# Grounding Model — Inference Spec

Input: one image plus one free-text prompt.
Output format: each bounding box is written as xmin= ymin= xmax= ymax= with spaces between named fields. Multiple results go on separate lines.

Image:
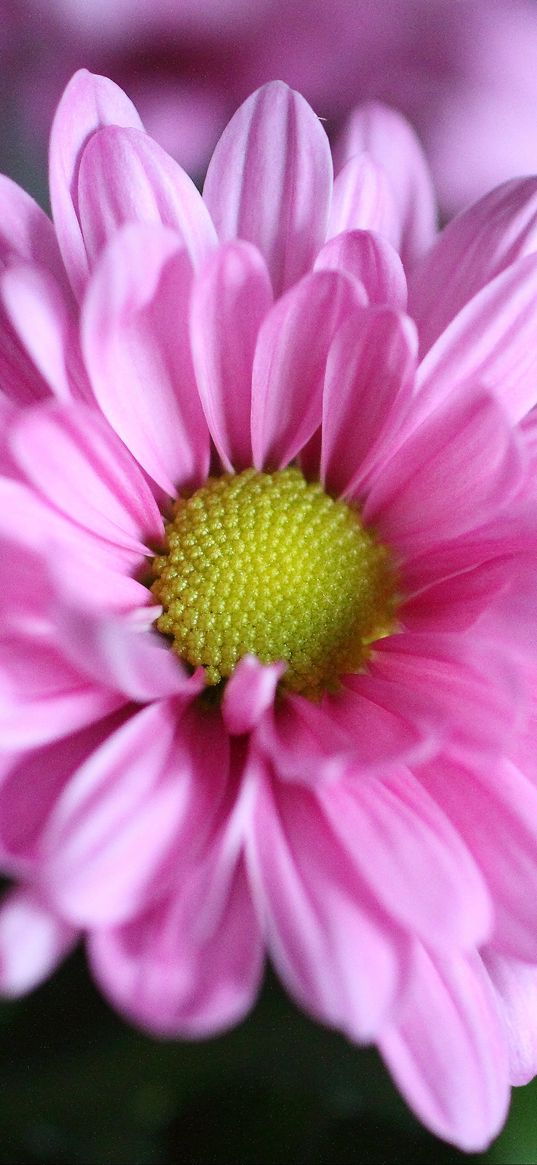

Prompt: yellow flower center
xmin=150 ymin=467 xmax=396 ymax=699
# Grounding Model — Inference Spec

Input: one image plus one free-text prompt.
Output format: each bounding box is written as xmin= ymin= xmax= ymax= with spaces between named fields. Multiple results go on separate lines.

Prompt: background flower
xmin=3 ymin=0 xmax=537 ymax=215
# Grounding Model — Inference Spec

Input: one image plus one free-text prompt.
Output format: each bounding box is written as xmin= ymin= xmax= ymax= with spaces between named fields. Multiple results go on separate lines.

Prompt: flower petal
xmin=328 ymin=154 xmax=399 ymax=247
xmin=315 ymin=229 xmax=407 ymax=309
xmin=82 ymin=223 xmax=209 ymax=495
xmin=49 ymin=69 xmax=144 ymax=300
xmin=0 ymin=174 xmax=66 ymax=283
xmin=41 ymin=700 xmax=228 ymax=926
xmin=247 ymin=761 xmax=403 ymax=1041
xmin=318 ymin=768 xmax=492 ymax=950
xmin=486 ymin=951 xmax=537 ymax=1086
xmin=365 ymin=389 xmax=523 ymax=556
xmin=223 ymin=655 xmax=285 ymax=736
xmin=379 ymin=947 xmax=509 ymax=1152
xmin=409 ymin=177 xmax=537 ymax=354
xmin=0 ymin=887 xmax=77 ymax=997
xmin=203 ymin=81 xmax=332 ymax=296
xmin=190 ymin=241 xmax=273 ymax=471
xmin=334 ymin=102 xmax=437 ymax=268
xmin=421 ymin=756 xmax=537 ymax=962
xmin=90 ymin=851 xmax=263 ymax=1038
xmin=251 ymin=269 xmax=365 ymax=470
xmin=11 ymin=401 xmax=164 ymax=555
xmin=0 ymin=716 xmax=126 ymax=874
xmin=77 ymin=125 xmax=217 ymax=273
xmin=0 ymin=264 xmax=85 ymax=401
xmin=416 ymin=253 xmax=537 ymax=425
xmin=321 ymin=305 xmax=417 ymax=499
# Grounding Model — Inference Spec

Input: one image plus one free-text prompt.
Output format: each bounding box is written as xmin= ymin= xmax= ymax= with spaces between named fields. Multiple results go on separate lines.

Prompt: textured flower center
xmin=150 ymin=468 xmax=396 ymax=699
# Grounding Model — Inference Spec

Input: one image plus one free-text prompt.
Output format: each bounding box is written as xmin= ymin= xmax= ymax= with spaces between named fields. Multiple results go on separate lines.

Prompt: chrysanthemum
xmin=1 ymin=71 xmax=537 ymax=1152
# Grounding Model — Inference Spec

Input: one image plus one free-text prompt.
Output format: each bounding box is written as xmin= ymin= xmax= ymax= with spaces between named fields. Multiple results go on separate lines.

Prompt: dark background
xmin=1 ymin=949 xmax=535 ymax=1165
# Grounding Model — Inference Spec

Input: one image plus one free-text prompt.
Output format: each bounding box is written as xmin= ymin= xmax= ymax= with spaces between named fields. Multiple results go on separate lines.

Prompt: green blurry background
xmin=1 ymin=950 xmax=535 ymax=1164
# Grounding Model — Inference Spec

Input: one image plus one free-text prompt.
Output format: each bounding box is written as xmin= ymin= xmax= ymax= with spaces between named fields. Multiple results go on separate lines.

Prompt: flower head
xmin=1 ymin=71 xmax=537 ymax=1152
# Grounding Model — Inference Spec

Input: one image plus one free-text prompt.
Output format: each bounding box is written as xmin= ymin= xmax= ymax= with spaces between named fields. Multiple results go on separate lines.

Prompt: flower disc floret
xmin=150 ymin=467 xmax=396 ymax=698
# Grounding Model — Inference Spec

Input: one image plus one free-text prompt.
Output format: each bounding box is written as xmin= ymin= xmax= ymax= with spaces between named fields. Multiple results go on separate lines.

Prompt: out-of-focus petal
xmin=409 ymin=177 xmax=537 ymax=354
xmin=223 ymin=655 xmax=285 ymax=736
xmin=90 ymin=853 xmax=263 ymax=1038
xmin=486 ymin=951 xmax=537 ymax=1085
xmin=421 ymin=756 xmax=537 ymax=962
xmin=328 ymin=154 xmax=399 ymax=247
xmin=416 ymin=253 xmax=537 ymax=425
xmin=40 ymin=700 xmax=228 ymax=926
xmin=333 ymin=102 xmax=437 ymax=268
xmin=379 ymin=947 xmax=509 ymax=1152
xmin=0 ymin=887 xmax=77 ymax=996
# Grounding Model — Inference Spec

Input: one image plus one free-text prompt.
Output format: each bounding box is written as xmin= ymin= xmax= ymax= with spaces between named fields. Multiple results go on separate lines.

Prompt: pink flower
xmin=6 ymin=0 xmax=537 ymax=214
xmin=1 ymin=71 xmax=537 ymax=1151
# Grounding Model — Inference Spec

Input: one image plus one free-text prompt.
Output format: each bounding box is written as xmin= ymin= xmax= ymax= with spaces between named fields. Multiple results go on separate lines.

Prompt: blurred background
xmin=2 ymin=2 xmax=537 ymax=1161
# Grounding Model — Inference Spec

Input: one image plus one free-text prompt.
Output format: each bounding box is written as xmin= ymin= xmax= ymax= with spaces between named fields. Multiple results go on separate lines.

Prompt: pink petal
xmin=409 ymin=177 xmax=537 ymax=354
xmin=0 ymin=304 xmax=52 ymax=407
xmin=0 ymin=715 xmax=126 ymax=873
xmin=486 ymin=951 xmax=537 ymax=1086
xmin=416 ymin=253 xmax=537 ymax=425
xmin=315 ymin=229 xmax=407 ymax=309
xmin=0 ymin=635 xmax=121 ymax=751
xmin=402 ymin=557 xmax=517 ymax=634
xmin=328 ymin=154 xmax=400 ymax=247
xmin=379 ymin=947 xmax=509 ymax=1152
xmin=334 ymin=102 xmax=437 ymax=268
xmin=0 ymin=174 xmax=66 ymax=285
xmin=265 ymin=682 xmax=437 ymax=782
xmin=54 ymin=602 xmax=197 ymax=704
xmin=364 ymin=389 xmax=523 ymax=557
xmin=0 ymin=475 xmax=145 ymax=604
xmin=0 ymin=887 xmax=77 ymax=997
xmin=0 ymin=264 xmax=84 ymax=401
xmin=247 ymin=762 xmax=403 ymax=1041
xmin=203 ymin=81 xmax=332 ymax=296
xmin=190 ymin=241 xmax=273 ymax=471
xmin=49 ymin=69 xmax=144 ymax=300
xmin=77 ymin=125 xmax=217 ymax=274
xmin=361 ymin=633 xmax=520 ymax=766
xmin=251 ymin=269 xmax=365 ymax=470
xmin=90 ymin=852 xmax=263 ymax=1037
xmin=223 ymin=655 xmax=285 ymax=736
xmin=12 ymin=401 xmax=164 ymax=555
xmin=41 ymin=699 xmax=228 ymax=926
xmin=318 ymin=768 xmax=492 ymax=950
xmin=82 ymin=223 xmax=209 ymax=495
xmin=321 ymin=305 xmax=417 ymax=499
xmin=421 ymin=756 xmax=537 ymax=962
